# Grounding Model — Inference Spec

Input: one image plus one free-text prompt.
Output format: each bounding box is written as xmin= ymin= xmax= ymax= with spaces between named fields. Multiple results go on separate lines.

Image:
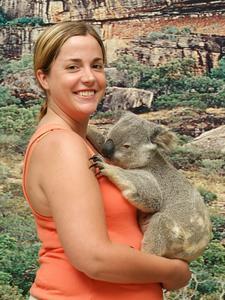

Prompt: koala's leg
xmin=90 ymin=155 xmax=162 ymax=213
xmin=141 ymin=212 xmax=186 ymax=259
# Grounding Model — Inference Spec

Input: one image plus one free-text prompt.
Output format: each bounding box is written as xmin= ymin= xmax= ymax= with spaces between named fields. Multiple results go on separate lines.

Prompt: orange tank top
xmin=22 ymin=124 xmax=163 ymax=300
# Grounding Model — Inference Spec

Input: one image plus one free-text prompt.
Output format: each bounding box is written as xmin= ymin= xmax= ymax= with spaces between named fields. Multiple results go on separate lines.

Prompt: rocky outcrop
xmin=99 ymin=87 xmax=154 ymax=112
xmin=119 ymin=33 xmax=225 ymax=73
xmin=187 ymin=125 xmax=225 ymax=153
xmin=1 ymin=23 xmax=225 ymax=75
xmin=2 ymin=1 xmax=225 ymax=23
xmin=2 ymin=68 xmax=43 ymax=105
xmin=1 ymin=1 xmax=225 ymax=71
xmin=0 ymin=26 xmax=44 ymax=59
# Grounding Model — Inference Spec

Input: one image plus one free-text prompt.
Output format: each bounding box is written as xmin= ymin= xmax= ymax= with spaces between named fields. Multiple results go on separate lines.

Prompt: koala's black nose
xmin=102 ymin=139 xmax=115 ymax=159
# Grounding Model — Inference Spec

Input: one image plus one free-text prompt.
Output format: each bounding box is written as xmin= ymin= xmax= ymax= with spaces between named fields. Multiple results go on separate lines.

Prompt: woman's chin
xmin=75 ymin=104 xmax=99 ymax=118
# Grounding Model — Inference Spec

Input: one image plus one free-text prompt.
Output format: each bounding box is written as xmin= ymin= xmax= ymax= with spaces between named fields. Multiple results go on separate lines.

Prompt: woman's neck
xmin=38 ymin=107 xmax=89 ymax=139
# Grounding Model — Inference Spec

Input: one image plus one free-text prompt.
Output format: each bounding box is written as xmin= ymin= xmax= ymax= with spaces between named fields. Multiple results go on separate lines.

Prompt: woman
xmin=22 ymin=21 xmax=191 ymax=300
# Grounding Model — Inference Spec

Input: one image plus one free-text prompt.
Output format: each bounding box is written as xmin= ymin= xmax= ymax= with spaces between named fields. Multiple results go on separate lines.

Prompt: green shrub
xmin=110 ymin=55 xmax=144 ymax=87
xmin=110 ymin=53 xmax=225 ymax=110
xmin=0 ymin=233 xmax=39 ymax=295
xmin=211 ymin=215 xmax=225 ymax=241
xmin=0 ymin=211 xmax=37 ymax=242
xmin=0 ymin=86 xmax=21 ymax=107
xmin=200 ymin=159 xmax=225 ymax=175
xmin=198 ymin=187 xmax=217 ymax=204
xmin=0 ymin=8 xmax=11 ymax=25
xmin=7 ymin=17 xmax=44 ymax=26
xmin=0 ymin=54 xmax=33 ymax=78
xmin=147 ymin=31 xmax=170 ymax=41
xmin=0 ymin=283 xmax=24 ymax=300
xmin=210 ymin=56 xmax=225 ymax=80
xmin=168 ymin=240 xmax=225 ymax=299
xmin=170 ymin=146 xmax=203 ymax=170
xmin=0 ymin=105 xmax=39 ymax=135
xmin=188 ymin=241 xmax=225 ymax=296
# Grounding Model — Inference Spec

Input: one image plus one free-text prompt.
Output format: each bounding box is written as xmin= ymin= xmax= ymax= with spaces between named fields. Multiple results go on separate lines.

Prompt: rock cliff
xmin=1 ymin=0 xmax=225 ymax=70
xmin=2 ymin=1 xmax=225 ymax=24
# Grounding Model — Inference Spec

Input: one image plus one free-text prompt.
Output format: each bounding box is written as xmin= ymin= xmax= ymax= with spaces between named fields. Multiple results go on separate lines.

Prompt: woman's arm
xmin=31 ymin=130 xmax=191 ymax=291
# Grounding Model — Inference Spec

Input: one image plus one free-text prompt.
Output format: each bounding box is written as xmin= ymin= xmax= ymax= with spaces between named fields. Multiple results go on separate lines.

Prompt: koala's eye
xmin=123 ymin=144 xmax=130 ymax=149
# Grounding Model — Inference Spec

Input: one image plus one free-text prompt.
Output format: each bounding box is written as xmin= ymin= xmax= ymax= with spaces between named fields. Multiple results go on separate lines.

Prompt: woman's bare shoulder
xmin=33 ymin=128 xmax=89 ymax=162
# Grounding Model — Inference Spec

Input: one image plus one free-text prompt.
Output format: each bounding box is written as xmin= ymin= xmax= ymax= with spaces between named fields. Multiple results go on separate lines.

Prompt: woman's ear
xmin=36 ymin=69 xmax=49 ymax=90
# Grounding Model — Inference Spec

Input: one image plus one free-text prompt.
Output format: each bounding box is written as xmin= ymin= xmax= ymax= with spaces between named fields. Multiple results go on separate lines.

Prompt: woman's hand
xmin=161 ymin=259 xmax=191 ymax=291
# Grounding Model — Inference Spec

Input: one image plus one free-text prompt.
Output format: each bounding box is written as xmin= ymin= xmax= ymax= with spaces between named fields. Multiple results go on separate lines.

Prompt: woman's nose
xmin=81 ymin=67 xmax=95 ymax=84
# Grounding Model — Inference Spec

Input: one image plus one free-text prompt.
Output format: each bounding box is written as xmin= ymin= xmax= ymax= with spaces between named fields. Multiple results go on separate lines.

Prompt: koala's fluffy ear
xmin=151 ymin=125 xmax=176 ymax=152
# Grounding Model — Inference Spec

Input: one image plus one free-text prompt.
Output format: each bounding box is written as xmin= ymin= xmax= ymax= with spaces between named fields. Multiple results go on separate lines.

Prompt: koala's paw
xmin=89 ymin=154 xmax=113 ymax=177
xmin=89 ymin=154 xmax=104 ymax=164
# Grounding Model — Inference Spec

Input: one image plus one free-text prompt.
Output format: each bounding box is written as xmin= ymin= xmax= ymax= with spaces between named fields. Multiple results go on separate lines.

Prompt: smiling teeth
xmin=77 ymin=91 xmax=95 ymax=96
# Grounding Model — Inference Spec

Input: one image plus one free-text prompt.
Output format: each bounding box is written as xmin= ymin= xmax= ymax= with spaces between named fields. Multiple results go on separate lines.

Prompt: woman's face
xmin=37 ymin=34 xmax=106 ymax=121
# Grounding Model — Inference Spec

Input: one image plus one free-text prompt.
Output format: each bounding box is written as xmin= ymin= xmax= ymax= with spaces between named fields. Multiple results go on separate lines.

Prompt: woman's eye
xmin=67 ymin=65 xmax=79 ymax=71
xmin=93 ymin=64 xmax=104 ymax=70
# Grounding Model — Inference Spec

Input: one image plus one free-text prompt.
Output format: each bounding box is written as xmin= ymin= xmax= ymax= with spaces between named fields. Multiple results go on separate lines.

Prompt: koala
xmin=87 ymin=112 xmax=212 ymax=262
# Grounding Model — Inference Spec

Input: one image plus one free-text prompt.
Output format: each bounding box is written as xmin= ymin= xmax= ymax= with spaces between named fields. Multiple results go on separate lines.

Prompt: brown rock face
xmin=1 ymin=1 xmax=225 ymax=71
xmin=2 ymin=1 xmax=225 ymax=23
xmin=99 ymin=87 xmax=154 ymax=112
xmin=118 ymin=33 xmax=225 ymax=73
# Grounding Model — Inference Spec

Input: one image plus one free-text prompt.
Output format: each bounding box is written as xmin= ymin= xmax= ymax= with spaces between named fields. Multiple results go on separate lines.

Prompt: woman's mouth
xmin=75 ymin=90 xmax=96 ymax=97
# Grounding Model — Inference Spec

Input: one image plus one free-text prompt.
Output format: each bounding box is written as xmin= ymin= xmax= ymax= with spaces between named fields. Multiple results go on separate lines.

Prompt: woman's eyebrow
xmin=65 ymin=57 xmax=103 ymax=63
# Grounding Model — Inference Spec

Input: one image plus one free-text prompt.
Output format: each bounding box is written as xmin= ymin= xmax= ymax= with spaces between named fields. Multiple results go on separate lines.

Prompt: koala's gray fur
xmin=88 ymin=113 xmax=212 ymax=262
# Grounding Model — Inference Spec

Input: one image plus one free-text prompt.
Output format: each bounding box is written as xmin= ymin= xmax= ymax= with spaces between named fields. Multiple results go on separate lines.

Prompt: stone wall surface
xmin=1 ymin=0 xmax=225 ymax=70
xmin=118 ymin=33 xmax=225 ymax=73
xmin=1 ymin=1 xmax=225 ymax=23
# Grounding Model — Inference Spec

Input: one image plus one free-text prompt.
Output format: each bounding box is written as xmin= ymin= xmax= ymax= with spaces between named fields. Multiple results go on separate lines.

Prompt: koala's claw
xmin=89 ymin=155 xmax=103 ymax=168
xmin=89 ymin=155 xmax=106 ymax=177
xmin=89 ymin=154 xmax=104 ymax=162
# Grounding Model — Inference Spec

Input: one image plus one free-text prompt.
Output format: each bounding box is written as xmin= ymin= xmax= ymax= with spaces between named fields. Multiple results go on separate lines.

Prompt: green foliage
xmin=110 ymin=51 xmax=225 ymax=110
xmin=152 ymin=92 xmax=208 ymax=110
xmin=0 ymin=233 xmax=39 ymax=295
xmin=0 ymin=8 xmax=11 ymax=25
xmin=149 ymin=73 xmax=225 ymax=110
xmin=0 ymin=105 xmax=39 ymax=135
xmin=0 ymin=86 xmax=21 ymax=107
xmin=0 ymin=54 xmax=33 ymax=78
xmin=0 ymin=8 xmax=44 ymax=27
xmin=0 ymin=282 xmax=24 ymax=300
xmin=200 ymin=158 xmax=225 ymax=175
xmin=0 ymin=105 xmax=39 ymax=155
xmin=210 ymin=56 xmax=225 ymax=80
xmin=147 ymin=31 xmax=170 ymax=41
xmin=183 ymin=76 xmax=223 ymax=93
xmin=7 ymin=17 xmax=44 ymax=26
xmin=211 ymin=215 xmax=225 ymax=241
xmin=170 ymin=146 xmax=203 ymax=170
xmin=147 ymin=26 xmax=192 ymax=42
xmin=162 ymin=26 xmax=192 ymax=35
xmin=170 ymin=146 xmax=225 ymax=173
xmin=189 ymin=241 xmax=225 ymax=296
xmin=198 ymin=187 xmax=217 ymax=204
xmin=110 ymin=55 xmax=144 ymax=87
xmin=195 ymin=242 xmax=225 ymax=275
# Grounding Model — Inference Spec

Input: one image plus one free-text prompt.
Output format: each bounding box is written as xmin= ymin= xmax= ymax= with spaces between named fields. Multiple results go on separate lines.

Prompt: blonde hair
xmin=34 ymin=21 xmax=106 ymax=119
